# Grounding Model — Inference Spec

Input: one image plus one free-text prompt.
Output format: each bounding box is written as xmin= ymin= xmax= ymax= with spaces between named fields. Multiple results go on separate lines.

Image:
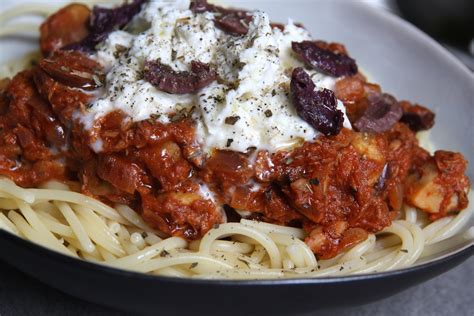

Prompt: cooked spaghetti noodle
xmin=0 ymin=177 xmax=472 ymax=279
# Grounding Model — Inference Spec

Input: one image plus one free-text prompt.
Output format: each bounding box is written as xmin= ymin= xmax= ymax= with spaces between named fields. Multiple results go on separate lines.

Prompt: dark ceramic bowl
xmin=0 ymin=1 xmax=473 ymax=315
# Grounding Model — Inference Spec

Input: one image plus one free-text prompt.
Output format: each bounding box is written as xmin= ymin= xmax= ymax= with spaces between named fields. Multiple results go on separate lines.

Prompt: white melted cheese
xmin=84 ymin=0 xmax=351 ymax=153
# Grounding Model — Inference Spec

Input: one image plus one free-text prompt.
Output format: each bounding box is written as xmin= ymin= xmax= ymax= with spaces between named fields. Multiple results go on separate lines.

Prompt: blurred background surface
xmin=365 ymin=0 xmax=474 ymax=69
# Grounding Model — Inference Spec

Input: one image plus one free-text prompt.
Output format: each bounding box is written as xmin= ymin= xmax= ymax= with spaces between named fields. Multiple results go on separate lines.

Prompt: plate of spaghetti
xmin=0 ymin=0 xmax=473 ymax=314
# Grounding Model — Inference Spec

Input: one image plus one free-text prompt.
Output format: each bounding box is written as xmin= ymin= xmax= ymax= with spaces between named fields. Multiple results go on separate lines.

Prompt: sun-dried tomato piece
xmin=65 ymin=0 xmax=147 ymax=52
xmin=190 ymin=0 xmax=253 ymax=36
xmin=39 ymin=51 xmax=104 ymax=90
xmin=292 ymin=41 xmax=358 ymax=77
xmin=214 ymin=12 xmax=253 ymax=35
xmin=144 ymin=60 xmax=217 ymax=94
xmin=399 ymin=101 xmax=435 ymax=132
xmin=353 ymin=93 xmax=403 ymax=133
xmin=39 ymin=3 xmax=91 ymax=56
xmin=291 ymin=68 xmax=344 ymax=136
xmin=270 ymin=22 xmax=305 ymax=31
xmin=314 ymin=40 xmax=349 ymax=56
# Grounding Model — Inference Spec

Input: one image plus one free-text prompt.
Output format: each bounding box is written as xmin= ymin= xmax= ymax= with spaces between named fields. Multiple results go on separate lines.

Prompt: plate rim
xmin=345 ymin=0 xmax=473 ymax=80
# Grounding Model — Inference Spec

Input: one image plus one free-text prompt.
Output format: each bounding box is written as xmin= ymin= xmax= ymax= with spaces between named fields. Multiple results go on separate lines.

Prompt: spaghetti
xmin=0 ymin=177 xmax=472 ymax=279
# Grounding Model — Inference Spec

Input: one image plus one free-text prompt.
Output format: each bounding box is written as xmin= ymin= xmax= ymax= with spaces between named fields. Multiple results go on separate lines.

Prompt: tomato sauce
xmin=0 ymin=8 xmax=470 ymax=259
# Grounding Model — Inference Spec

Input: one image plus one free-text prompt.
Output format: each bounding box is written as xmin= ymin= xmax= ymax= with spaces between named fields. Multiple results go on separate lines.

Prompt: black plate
xmin=0 ymin=229 xmax=472 ymax=315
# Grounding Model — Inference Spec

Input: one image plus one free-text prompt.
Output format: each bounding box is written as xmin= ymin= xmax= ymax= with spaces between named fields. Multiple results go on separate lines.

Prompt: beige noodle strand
xmin=55 ymin=201 xmax=95 ymax=252
xmin=0 ymin=176 xmax=472 ymax=278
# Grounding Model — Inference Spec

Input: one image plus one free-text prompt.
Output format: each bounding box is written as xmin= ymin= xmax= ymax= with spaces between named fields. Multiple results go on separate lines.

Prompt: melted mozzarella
xmin=84 ymin=0 xmax=351 ymax=153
